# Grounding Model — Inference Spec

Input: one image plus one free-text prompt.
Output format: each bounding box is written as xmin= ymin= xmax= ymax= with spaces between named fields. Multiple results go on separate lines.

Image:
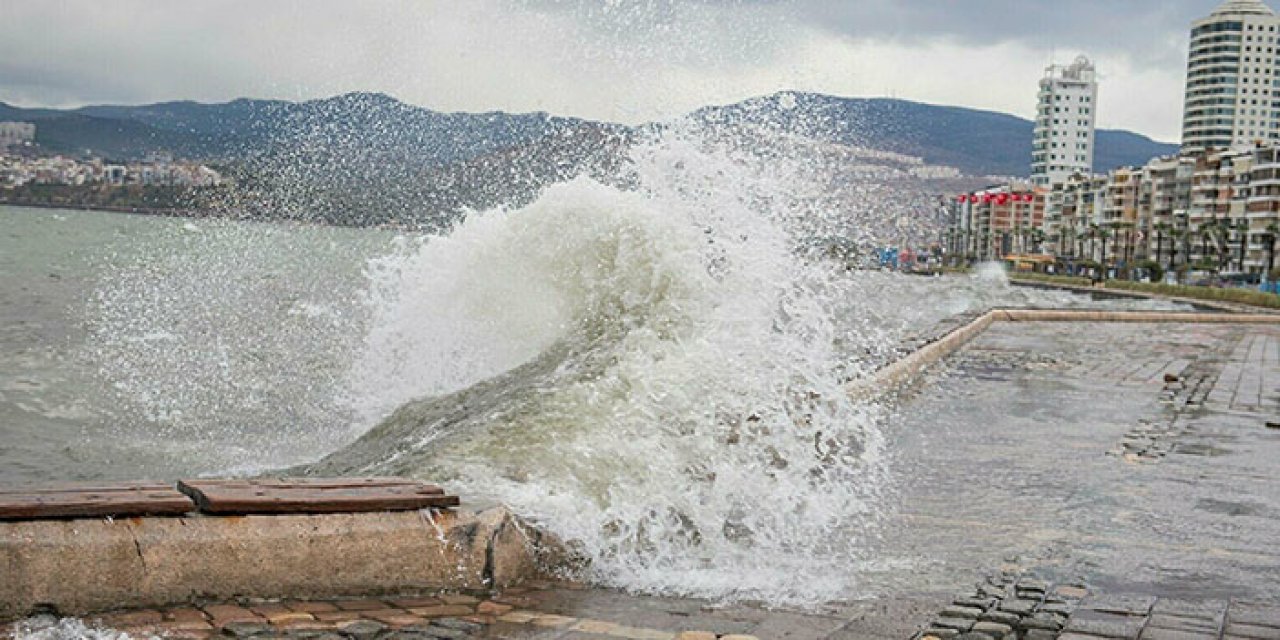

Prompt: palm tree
xmin=1153 ymin=222 xmax=1172 ymax=269
xmin=1265 ymin=222 xmax=1279 ymax=284
xmin=1030 ymin=228 xmax=1046 ymax=254
xmin=1097 ymin=225 xmax=1112 ymax=276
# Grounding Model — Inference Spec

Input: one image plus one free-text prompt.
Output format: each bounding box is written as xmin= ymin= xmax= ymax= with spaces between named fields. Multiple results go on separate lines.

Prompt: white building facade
xmin=0 ymin=122 xmax=36 ymax=151
xmin=1181 ymin=0 xmax=1280 ymax=154
xmin=1031 ymin=55 xmax=1098 ymax=187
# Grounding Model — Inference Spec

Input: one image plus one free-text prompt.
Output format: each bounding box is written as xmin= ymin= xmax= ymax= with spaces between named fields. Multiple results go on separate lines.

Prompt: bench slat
xmin=0 ymin=484 xmax=194 ymax=519
xmin=177 ymin=478 xmax=458 ymax=514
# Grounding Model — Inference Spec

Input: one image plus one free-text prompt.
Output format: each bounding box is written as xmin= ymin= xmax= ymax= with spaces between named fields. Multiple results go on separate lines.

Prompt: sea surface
xmin=0 ymin=193 xmax=1193 ymax=606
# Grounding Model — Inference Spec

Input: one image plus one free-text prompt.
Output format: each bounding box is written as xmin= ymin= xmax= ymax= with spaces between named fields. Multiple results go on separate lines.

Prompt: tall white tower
xmin=1031 ymin=55 xmax=1098 ymax=187
xmin=1181 ymin=0 xmax=1280 ymax=154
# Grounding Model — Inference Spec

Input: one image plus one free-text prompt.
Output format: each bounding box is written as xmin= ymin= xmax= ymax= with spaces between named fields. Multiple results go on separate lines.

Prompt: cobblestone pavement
xmin=916 ymin=573 xmax=1280 ymax=640
xmin=1 ymin=581 xmax=942 ymax=639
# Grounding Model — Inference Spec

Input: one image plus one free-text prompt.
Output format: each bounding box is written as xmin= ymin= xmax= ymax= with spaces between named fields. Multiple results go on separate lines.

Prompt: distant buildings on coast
xmin=946 ymin=0 xmax=1280 ymax=278
xmin=0 ymin=122 xmax=35 ymax=151
xmin=0 ymin=123 xmax=223 ymax=190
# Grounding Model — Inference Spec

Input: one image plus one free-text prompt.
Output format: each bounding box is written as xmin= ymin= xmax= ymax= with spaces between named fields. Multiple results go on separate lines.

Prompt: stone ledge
xmin=846 ymin=307 xmax=1280 ymax=399
xmin=0 ymin=507 xmax=558 ymax=621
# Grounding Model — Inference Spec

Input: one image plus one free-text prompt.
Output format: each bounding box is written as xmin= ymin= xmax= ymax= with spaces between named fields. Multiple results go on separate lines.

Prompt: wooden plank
xmin=179 ymin=477 xmax=442 ymax=492
xmin=0 ymin=481 xmax=173 ymax=495
xmin=177 ymin=478 xmax=458 ymax=515
xmin=0 ymin=484 xmax=194 ymax=520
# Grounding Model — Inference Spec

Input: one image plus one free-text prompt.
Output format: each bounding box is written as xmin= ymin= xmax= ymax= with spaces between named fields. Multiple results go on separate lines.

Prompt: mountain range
xmin=1 ymin=92 xmax=1178 ymax=225
xmin=0 ymin=91 xmax=1177 ymax=177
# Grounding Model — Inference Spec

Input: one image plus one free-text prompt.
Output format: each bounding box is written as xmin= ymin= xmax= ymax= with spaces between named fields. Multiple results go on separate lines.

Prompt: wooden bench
xmin=0 ymin=478 xmax=459 ymax=519
xmin=0 ymin=482 xmax=194 ymax=519
xmin=176 ymin=477 xmax=460 ymax=514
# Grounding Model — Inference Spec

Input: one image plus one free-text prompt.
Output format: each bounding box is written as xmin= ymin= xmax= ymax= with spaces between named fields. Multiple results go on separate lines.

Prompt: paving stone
xmin=979 ymin=611 xmax=1020 ymax=626
xmin=410 ymin=605 xmax=475 ymax=619
xmin=219 ymin=620 xmax=273 ymax=637
xmin=314 ymin=612 xmax=363 ymax=623
xmin=1064 ymin=609 xmax=1146 ymax=639
xmin=1023 ymin=630 xmax=1057 ymax=640
xmin=1140 ymin=627 xmax=1220 ymax=640
xmin=250 ymin=603 xmax=293 ymax=617
xmin=1226 ymin=623 xmax=1280 ymax=640
xmin=934 ymin=617 xmax=977 ymax=632
xmin=1043 ymin=602 xmax=1077 ymax=616
xmin=438 ymin=595 xmax=480 ymax=606
xmin=572 ymin=619 xmax=620 ymax=634
xmin=676 ymin=633 xmax=716 ymax=640
xmin=267 ymin=612 xmax=317 ymax=626
xmin=167 ymin=608 xmax=212 ymax=623
xmin=363 ymin=609 xmax=422 ymax=626
xmin=166 ymin=620 xmax=217 ymax=632
xmin=997 ymin=599 xmax=1038 ymax=616
xmin=742 ymin=612 xmax=847 ymax=639
xmin=530 ymin=613 xmax=577 ymax=628
xmin=207 ymin=605 xmax=263 ymax=624
xmin=941 ymin=606 xmax=985 ymax=620
xmin=492 ymin=595 xmax=538 ymax=607
xmin=477 ymin=601 xmax=513 ymax=615
xmin=1231 ymin=610 xmax=1280 ymax=629
xmin=334 ymin=619 xmax=385 ymax=639
xmin=497 ymin=611 xmax=539 ymax=623
xmin=970 ymin=621 xmax=1014 ymax=639
xmin=432 ymin=618 xmax=482 ymax=633
xmin=1056 ymin=586 xmax=1089 ymax=600
xmin=333 ymin=600 xmax=388 ymax=612
xmin=607 ymin=626 xmax=677 ymax=640
xmin=1020 ymin=613 xmax=1065 ymax=631
xmin=919 ymin=628 xmax=960 ymax=639
xmin=401 ymin=622 xmax=469 ymax=639
xmin=284 ymin=602 xmax=339 ymax=614
xmin=1083 ymin=595 xmax=1158 ymax=617
xmin=164 ymin=631 xmax=215 ymax=640
xmin=1151 ymin=599 xmax=1228 ymax=621
xmin=390 ymin=597 xmax=444 ymax=609
xmin=1147 ymin=613 xmax=1221 ymax=633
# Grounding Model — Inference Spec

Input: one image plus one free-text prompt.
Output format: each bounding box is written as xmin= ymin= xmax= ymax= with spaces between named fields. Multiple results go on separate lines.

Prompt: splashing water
xmin=304 ymin=127 xmax=954 ymax=605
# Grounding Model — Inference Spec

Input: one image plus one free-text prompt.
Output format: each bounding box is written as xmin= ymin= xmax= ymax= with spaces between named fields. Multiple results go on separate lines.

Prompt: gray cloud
xmin=0 ymin=1 xmax=1250 ymax=141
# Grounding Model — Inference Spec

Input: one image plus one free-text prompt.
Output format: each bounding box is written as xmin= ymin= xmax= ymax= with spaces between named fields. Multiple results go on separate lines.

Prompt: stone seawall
xmin=847 ymin=308 xmax=1280 ymax=397
xmin=0 ymin=507 xmax=556 ymax=621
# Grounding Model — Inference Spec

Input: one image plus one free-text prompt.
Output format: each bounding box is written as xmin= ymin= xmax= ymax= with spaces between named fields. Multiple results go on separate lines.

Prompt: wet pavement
xmin=5 ymin=321 xmax=1279 ymax=639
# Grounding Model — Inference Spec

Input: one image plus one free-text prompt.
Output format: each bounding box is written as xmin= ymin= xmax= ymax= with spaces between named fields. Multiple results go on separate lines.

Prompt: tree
xmin=1029 ymin=228 xmax=1046 ymax=254
xmin=1152 ymin=222 xmax=1172 ymax=269
xmin=1265 ymin=222 xmax=1279 ymax=282
xmin=1097 ymin=224 xmax=1112 ymax=275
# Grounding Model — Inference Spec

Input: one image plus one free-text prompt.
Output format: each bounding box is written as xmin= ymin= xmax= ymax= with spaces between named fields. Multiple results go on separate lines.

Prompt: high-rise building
xmin=1181 ymin=0 xmax=1280 ymax=154
xmin=1031 ymin=56 xmax=1098 ymax=187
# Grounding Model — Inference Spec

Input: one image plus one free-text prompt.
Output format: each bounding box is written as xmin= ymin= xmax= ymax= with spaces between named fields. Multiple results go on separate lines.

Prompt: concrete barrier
xmin=847 ymin=308 xmax=1280 ymax=397
xmin=0 ymin=507 xmax=557 ymax=620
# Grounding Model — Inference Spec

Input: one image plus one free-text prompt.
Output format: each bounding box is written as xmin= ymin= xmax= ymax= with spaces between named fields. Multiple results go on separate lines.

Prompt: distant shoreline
xmin=0 ymin=198 xmax=210 ymax=219
xmin=0 ymin=198 xmax=433 ymax=233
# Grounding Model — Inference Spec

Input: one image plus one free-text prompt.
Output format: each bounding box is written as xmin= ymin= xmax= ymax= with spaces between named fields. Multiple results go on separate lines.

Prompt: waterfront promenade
xmin=5 ymin=319 xmax=1278 ymax=640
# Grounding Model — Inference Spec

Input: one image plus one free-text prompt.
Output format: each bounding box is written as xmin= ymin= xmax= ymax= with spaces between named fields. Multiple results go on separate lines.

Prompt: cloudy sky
xmin=0 ymin=1 xmax=1249 ymax=142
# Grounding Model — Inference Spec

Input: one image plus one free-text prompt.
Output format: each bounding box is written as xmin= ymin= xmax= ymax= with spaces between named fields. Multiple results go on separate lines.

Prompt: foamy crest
xmin=327 ymin=129 xmax=895 ymax=605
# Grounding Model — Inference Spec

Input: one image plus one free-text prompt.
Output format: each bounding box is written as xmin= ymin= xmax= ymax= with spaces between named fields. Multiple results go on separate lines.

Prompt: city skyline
xmin=0 ymin=1 xmax=1262 ymax=144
